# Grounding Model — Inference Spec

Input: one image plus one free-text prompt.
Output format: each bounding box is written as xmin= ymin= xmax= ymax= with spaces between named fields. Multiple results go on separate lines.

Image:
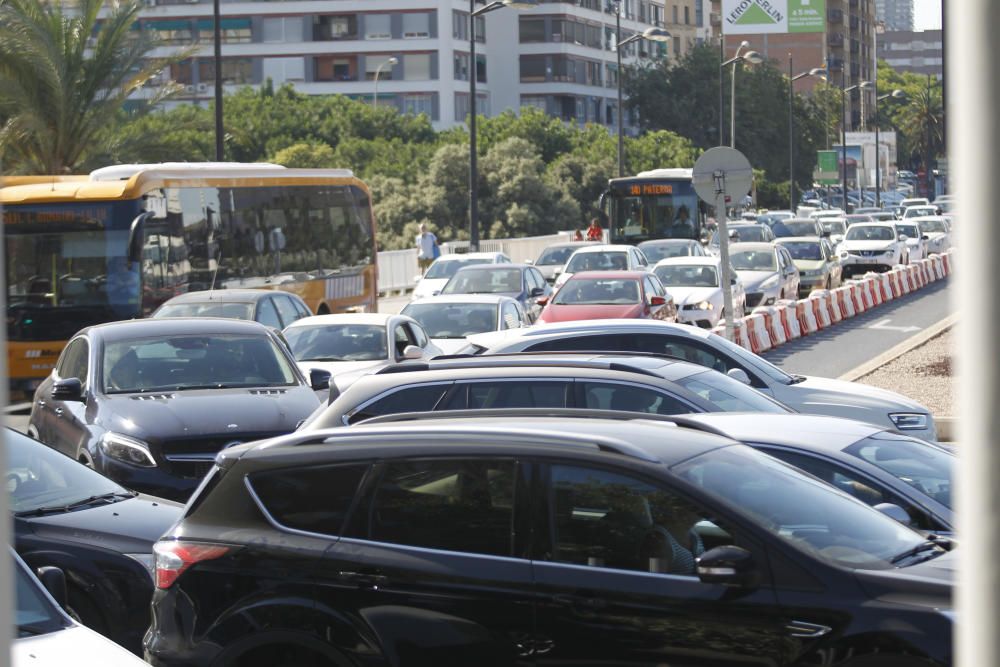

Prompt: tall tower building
xmin=874 ymin=0 xmax=914 ymax=31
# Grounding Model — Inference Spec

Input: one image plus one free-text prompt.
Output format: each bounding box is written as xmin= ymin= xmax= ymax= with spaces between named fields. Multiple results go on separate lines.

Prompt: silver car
xmin=728 ymin=242 xmax=800 ymax=310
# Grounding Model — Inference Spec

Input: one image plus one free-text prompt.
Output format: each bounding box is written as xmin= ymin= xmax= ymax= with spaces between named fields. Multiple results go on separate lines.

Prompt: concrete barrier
xmin=810 ymin=293 xmax=832 ymax=329
xmin=833 ymin=286 xmax=856 ymax=319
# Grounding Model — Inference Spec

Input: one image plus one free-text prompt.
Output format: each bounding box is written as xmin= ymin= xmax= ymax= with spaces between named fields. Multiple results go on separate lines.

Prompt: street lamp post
xmin=372 ymin=56 xmax=398 ymax=109
xmin=614 ymin=3 xmax=671 ymax=176
xmin=873 ymin=86 xmax=907 ymax=208
xmin=721 ymin=44 xmax=763 ymax=149
xmin=842 ymin=78 xmax=871 ymax=212
xmin=213 ymin=0 xmax=223 ymax=160
xmin=468 ymin=0 xmax=537 ymax=252
xmin=788 ymin=60 xmax=827 ymax=211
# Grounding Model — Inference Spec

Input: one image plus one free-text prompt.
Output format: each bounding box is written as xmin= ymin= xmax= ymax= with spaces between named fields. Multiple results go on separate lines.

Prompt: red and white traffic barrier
xmin=821 ymin=290 xmax=842 ymax=323
xmin=796 ymin=300 xmax=819 ymax=335
xmin=753 ymin=306 xmax=787 ymax=347
xmin=876 ymin=273 xmax=894 ymax=302
xmin=833 ymin=286 xmax=856 ymax=319
xmin=776 ymin=299 xmax=801 ymax=340
xmin=810 ymin=292 xmax=832 ymax=328
xmin=745 ymin=313 xmax=772 ymax=354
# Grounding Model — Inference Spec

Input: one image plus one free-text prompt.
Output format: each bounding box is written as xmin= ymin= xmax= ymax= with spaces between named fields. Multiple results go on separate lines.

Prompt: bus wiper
xmin=889 ymin=540 xmax=943 ymax=566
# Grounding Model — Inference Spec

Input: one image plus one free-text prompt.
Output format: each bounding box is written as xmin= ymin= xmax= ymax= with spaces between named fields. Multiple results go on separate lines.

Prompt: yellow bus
xmin=2 ymin=163 xmax=378 ymax=396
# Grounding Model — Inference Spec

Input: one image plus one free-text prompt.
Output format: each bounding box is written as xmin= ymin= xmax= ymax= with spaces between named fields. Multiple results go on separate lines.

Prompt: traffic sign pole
xmin=716 ymin=192 xmax=736 ymax=341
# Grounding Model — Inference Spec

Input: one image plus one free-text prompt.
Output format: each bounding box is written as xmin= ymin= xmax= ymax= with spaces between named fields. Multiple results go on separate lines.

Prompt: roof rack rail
xmin=376 ymin=351 xmax=693 ymax=377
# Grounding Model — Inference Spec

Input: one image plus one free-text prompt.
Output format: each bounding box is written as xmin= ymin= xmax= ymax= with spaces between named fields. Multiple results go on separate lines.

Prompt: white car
xmin=902 ymin=205 xmax=939 ymax=219
xmin=809 ymin=209 xmax=846 ymax=221
xmin=900 ymin=197 xmax=930 ymax=209
xmin=401 ymin=294 xmax=530 ymax=354
xmin=283 ymin=313 xmax=442 ymax=395
xmin=837 ymin=222 xmax=909 ymax=279
xmin=13 ymin=551 xmax=149 ymax=666
xmin=554 ymin=244 xmax=650 ymax=290
xmin=411 ymin=251 xmax=510 ymax=300
xmin=462 ymin=319 xmax=938 ymax=442
xmin=531 ymin=241 xmax=597 ymax=283
xmin=912 ymin=216 xmax=952 ymax=255
xmin=652 ymin=256 xmax=745 ymax=328
xmin=728 ymin=242 xmax=800 ymax=310
xmin=893 ymin=221 xmax=928 ymax=261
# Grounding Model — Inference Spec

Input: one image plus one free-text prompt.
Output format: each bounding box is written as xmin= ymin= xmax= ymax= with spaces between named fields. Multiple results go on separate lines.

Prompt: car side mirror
xmin=51 ymin=377 xmax=84 ymax=402
xmin=309 ymin=368 xmax=331 ymax=391
xmin=530 ymin=286 xmax=546 ymax=297
xmin=524 ymin=259 xmax=534 ymax=265
xmin=922 ymin=234 xmax=929 ymax=240
xmin=726 ymin=368 xmax=752 ymax=385
xmin=874 ymin=502 xmax=914 ymax=527
xmin=696 ymin=545 xmax=760 ymax=588
xmin=649 ymin=295 xmax=666 ymax=306
xmin=731 ymin=276 xmax=738 ymax=285
xmin=36 ymin=566 xmax=68 ymax=609
xmin=402 ymin=344 xmax=424 ymax=360
xmin=822 ymin=230 xmax=831 ymax=238
xmin=898 ymin=234 xmax=909 ymax=242
xmin=431 ymin=290 xmax=441 ymax=297
xmin=536 ymin=296 xmax=549 ymax=307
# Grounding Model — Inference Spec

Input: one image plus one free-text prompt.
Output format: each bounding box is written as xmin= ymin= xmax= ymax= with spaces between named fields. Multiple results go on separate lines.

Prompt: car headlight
xmin=839 ymin=250 xmax=851 ymax=259
xmin=759 ymin=275 xmax=779 ymax=290
xmin=888 ymin=413 xmax=929 ymax=430
xmin=696 ymin=300 xmax=713 ymax=310
xmin=100 ymin=432 xmax=157 ymax=467
xmin=882 ymin=249 xmax=896 ymax=256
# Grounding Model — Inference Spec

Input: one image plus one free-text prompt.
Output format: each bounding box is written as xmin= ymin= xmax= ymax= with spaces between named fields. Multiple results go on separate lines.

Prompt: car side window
xmin=645 ymin=275 xmax=665 ymax=298
xmin=56 ymin=338 xmax=89 ymax=384
xmin=501 ymin=303 xmax=521 ymax=329
xmin=531 ymin=269 xmax=547 ymax=290
xmin=272 ymin=294 xmax=301 ymax=327
xmin=347 ymin=384 xmax=451 ymax=425
xmin=256 ymin=298 xmax=282 ymax=329
xmin=292 ymin=296 xmax=312 ymax=318
xmin=576 ymin=381 xmax=693 ymax=415
xmin=393 ymin=324 xmax=414 ymax=357
xmin=440 ymin=380 xmax=572 ymax=410
xmin=248 ymin=464 xmax=370 ymax=536
xmin=544 ymin=464 xmax=733 ymax=575
xmin=526 ymin=334 xmax=627 ymax=353
xmin=764 ymin=449 xmax=938 ymax=532
xmin=358 ymin=459 xmax=518 ymax=557
xmin=632 ymin=334 xmax=735 ymax=374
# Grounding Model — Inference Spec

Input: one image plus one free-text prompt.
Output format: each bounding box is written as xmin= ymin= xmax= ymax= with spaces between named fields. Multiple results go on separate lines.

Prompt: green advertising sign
xmin=816 ymin=150 xmax=839 ymax=185
xmin=788 ymin=0 xmax=825 ymax=33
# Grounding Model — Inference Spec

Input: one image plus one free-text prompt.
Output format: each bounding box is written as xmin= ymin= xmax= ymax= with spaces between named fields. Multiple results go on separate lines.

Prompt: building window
xmin=261 ymin=17 xmax=303 ymax=43
xmin=402 ymin=12 xmax=431 ymax=39
xmin=144 ymin=19 xmax=194 ymax=45
xmin=521 ymin=95 xmax=547 ymax=112
xmin=520 ymin=55 xmax=547 ymax=83
xmin=365 ymin=13 xmax=392 ymax=40
xmin=672 ymin=4 xmax=678 ymax=24
xmin=403 ymin=53 xmax=432 ymax=81
xmin=454 ymin=53 xmax=469 ymax=81
xmin=262 ymin=57 xmax=305 ymax=84
xmin=365 ymin=56 xmax=396 ymax=80
xmin=520 ymin=18 xmax=545 ymax=42
xmin=476 ymin=55 xmax=486 ymax=83
xmin=315 ymin=55 xmax=358 ymax=81
xmin=198 ymin=58 xmax=254 ymax=85
xmin=195 ymin=18 xmax=252 ymax=44
xmin=684 ymin=5 xmax=690 ymax=24
xmin=170 ymin=59 xmax=193 ymax=85
xmin=313 ymin=15 xmax=357 ymax=41
xmin=401 ymin=94 xmax=434 ymax=119
xmin=453 ymin=11 xmax=485 ymax=42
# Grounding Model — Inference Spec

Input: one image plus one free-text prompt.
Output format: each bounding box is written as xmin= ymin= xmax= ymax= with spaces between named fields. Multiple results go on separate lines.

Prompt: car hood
xmin=782 ymin=375 xmax=929 ymax=421
xmin=840 ymin=240 xmax=896 ymax=252
xmin=432 ymin=338 xmax=479 ymax=354
xmin=100 ymin=388 xmax=319 ymax=443
xmin=793 ymin=259 xmax=826 ymax=272
xmin=536 ymin=264 xmax=563 ymax=280
xmin=537 ymin=303 xmax=645 ymax=324
xmin=854 ymin=548 xmax=954 ymax=606
xmin=412 ymin=278 xmax=449 ymax=298
xmin=667 ymin=286 xmax=721 ymax=307
xmin=296 ymin=359 xmax=386 ymax=379
xmin=736 ymin=270 xmax=778 ymax=290
xmin=21 ymin=495 xmax=182 ymax=553
xmin=14 ymin=625 xmax=150 ymax=666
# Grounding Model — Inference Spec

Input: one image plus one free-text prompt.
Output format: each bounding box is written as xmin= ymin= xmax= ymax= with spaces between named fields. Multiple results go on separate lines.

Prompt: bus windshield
xmin=606 ymin=179 xmax=700 ymax=243
xmin=6 ymin=201 xmax=142 ymax=342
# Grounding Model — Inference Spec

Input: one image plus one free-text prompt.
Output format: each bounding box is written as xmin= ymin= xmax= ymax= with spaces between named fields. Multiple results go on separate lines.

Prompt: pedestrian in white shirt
xmin=416 ymin=223 xmax=439 ymax=273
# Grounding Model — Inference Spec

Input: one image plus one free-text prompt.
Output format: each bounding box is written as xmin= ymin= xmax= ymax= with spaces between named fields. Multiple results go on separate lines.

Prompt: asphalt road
xmin=763 ymin=278 xmax=955 ymax=378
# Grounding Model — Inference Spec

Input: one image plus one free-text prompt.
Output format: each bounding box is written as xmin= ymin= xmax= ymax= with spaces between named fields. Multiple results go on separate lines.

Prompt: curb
xmin=837 ymin=312 xmax=957 ymax=382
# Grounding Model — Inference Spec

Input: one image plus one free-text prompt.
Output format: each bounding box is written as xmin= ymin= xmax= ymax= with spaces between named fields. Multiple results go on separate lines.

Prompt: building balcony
xmin=828 ymin=8 xmax=844 ymax=22
xmin=828 ymin=32 xmax=845 ymax=47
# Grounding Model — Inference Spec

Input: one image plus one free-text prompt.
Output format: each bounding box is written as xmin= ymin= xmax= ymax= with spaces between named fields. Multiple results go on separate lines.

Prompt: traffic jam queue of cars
xmin=14 ymin=213 xmax=954 ymax=667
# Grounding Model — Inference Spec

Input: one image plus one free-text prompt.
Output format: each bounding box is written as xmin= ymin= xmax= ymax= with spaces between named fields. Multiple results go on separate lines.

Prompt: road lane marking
xmin=867 ymin=318 xmax=922 ymax=333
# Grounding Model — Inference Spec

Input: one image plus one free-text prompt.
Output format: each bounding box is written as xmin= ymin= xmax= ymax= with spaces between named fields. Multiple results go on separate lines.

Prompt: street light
xmin=372 ymin=56 xmax=398 ymax=110
xmin=721 ymin=42 xmax=763 ymax=149
xmin=468 ymin=0 xmax=537 ymax=252
xmin=841 ymin=78 xmax=872 ymax=212
xmin=787 ymin=60 xmax=826 ymax=210
xmin=613 ymin=3 xmax=670 ymax=177
xmin=873 ymin=87 xmax=907 ymax=207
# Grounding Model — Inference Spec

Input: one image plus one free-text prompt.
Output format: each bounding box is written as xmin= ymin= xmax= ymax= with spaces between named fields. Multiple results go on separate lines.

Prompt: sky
xmin=914 ymin=0 xmax=942 ymax=30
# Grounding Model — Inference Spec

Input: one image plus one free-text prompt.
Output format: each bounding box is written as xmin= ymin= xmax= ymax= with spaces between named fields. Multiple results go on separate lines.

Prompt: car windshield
xmin=424 ymin=258 xmax=490 ymax=280
xmin=730 ymin=250 xmax=776 ymax=271
xmin=536 ymin=246 xmax=579 ymax=266
xmin=895 ymin=225 xmax=919 ymax=238
xmin=553 ymin=278 xmax=640 ymax=305
xmin=15 ymin=557 xmax=67 ymax=637
xmin=920 ymin=219 xmax=948 ymax=233
xmin=711 ymin=226 xmax=767 ymax=244
xmin=654 ymin=264 xmax=718 ymax=287
xmin=779 ymin=242 xmax=823 ymax=261
xmin=7 ymin=429 xmax=126 ymax=514
xmin=103 ymin=333 xmax=298 ymax=393
xmin=639 ymin=242 xmax=692 ymax=262
xmin=822 ymin=221 xmax=847 ymax=235
xmin=783 ymin=222 xmax=818 ymax=236
xmin=153 ymin=302 xmax=254 ymax=320
xmin=674 ymin=445 xmax=930 ymax=570
xmin=442 ymin=268 xmax=524 ymax=294
xmin=402 ymin=303 xmax=498 ymax=338
xmin=845 ymin=226 xmax=895 ymax=242
xmin=846 ymin=433 xmax=954 ymax=509
xmin=286 ymin=324 xmax=388 ymax=362
xmin=675 ymin=371 xmax=789 ymax=413
xmin=904 ymin=207 xmax=937 ymax=218
xmin=565 ymin=251 xmax=629 ymax=273
xmin=708 ymin=332 xmax=795 ymax=384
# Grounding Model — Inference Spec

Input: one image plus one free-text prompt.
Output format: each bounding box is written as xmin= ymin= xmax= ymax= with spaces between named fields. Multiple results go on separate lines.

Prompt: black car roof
xmin=84 ymin=317 xmax=273 ymax=342
xmin=158 ymin=289 xmax=288 ymax=305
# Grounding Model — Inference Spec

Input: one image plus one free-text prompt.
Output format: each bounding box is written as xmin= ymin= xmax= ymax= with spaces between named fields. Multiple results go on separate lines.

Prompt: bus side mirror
xmin=127 ymin=211 xmax=154 ymax=266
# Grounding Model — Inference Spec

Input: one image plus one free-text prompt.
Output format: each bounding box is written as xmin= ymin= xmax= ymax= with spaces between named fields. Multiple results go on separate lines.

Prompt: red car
xmin=536 ymin=271 xmax=676 ymax=324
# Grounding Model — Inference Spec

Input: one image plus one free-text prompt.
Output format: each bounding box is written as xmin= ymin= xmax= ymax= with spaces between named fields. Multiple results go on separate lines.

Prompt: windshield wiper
xmin=889 ymin=540 xmax=944 ymax=566
xmin=18 ymin=623 xmax=56 ymax=637
xmin=300 ymin=356 xmax=345 ymax=362
xmin=16 ymin=491 xmax=135 ymax=517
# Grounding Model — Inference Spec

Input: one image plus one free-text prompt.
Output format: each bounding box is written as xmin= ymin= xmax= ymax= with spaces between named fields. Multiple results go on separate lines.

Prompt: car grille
xmin=164 ymin=457 xmax=216 ymax=480
xmin=746 ymin=293 xmax=764 ymax=308
xmin=160 ymin=432 xmax=286 ymax=456
xmin=855 ymin=250 xmax=887 ymax=258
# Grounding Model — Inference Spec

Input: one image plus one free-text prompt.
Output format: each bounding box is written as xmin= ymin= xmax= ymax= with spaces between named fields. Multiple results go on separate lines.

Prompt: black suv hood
xmin=100 ymin=388 xmax=320 ymax=443
xmin=22 ymin=495 xmax=183 ymax=553
xmin=854 ymin=548 xmax=955 ymax=608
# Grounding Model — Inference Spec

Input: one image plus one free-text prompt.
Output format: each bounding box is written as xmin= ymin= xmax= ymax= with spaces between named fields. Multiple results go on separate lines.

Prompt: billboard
xmin=816 ymin=150 xmax=839 ymax=185
xmin=722 ymin=0 xmax=826 ymax=35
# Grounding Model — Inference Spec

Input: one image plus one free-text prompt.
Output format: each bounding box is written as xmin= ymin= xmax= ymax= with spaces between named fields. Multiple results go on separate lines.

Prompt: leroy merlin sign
xmin=722 ymin=0 xmax=825 ymax=34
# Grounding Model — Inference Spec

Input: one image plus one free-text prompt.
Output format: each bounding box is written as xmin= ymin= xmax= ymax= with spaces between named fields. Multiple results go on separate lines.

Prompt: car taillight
xmin=153 ymin=541 xmax=230 ymax=589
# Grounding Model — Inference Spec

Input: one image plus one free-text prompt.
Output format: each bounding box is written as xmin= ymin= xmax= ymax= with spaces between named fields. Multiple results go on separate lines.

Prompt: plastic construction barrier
xmin=833 ymin=286 xmax=856 ymax=319
xmin=776 ymin=299 xmax=801 ymax=339
xmin=745 ymin=313 xmax=772 ymax=354
xmin=887 ymin=269 xmax=903 ymax=298
xmin=897 ymin=267 xmax=913 ymax=294
xmin=821 ymin=289 xmax=842 ymax=324
xmin=795 ymin=300 xmax=819 ymax=335
xmin=876 ymin=273 xmax=894 ymax=302
xmin=941 ymin=251 xmax=952 ymax=276
xmin=753 ymin=306 xmax=787 ymax=347
xmin=810 ymin=293 xmax=832 ymax=329
xmin=862 ymin=275 xmax=883 ymax=307
xmin=847 ymin=281 xmax=867 ymax=314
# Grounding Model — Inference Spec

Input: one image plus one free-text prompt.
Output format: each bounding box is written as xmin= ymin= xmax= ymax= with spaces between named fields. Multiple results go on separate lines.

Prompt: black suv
xmin=146 ymin=413 xmax=952 ymax=667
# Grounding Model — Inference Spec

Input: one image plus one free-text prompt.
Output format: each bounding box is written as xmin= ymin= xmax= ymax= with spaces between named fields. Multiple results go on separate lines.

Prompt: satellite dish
xmin=693 ymin=147 xmax=754 ymax=205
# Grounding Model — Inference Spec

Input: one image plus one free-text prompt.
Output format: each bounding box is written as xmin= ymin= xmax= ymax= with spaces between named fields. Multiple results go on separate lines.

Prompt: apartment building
xmin=136 ymin=0 xmax=695 ymax=131
xmin=874 ymin=0 xmax=913 ymax=31
xmin=877 ymin=29 xmax=943 ymax=79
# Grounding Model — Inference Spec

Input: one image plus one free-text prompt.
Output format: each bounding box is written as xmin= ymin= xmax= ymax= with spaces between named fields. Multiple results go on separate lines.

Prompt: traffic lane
xmin=378 ymin=294 xmax=409 ymax=314
xmin=762 ymin=279 xmax=954 ymax=378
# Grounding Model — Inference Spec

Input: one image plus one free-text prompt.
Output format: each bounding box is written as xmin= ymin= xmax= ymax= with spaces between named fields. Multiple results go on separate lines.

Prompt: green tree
xmin=270 ymin=141 xmax=337 ymax=168
xmin=0 ymin=0 xmax=186 ymax=173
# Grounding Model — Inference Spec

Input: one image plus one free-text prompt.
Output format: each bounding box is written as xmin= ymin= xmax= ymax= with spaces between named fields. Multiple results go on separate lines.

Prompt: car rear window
xmin=248 ymin=464 xmax=370 ymax=536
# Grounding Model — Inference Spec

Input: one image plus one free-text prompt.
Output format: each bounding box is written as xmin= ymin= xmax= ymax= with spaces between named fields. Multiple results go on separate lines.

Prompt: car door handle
xmin=551 ymin=593 xmax=608 ymax=611
xmin=337 ymin=570 xmax=388 ymax=588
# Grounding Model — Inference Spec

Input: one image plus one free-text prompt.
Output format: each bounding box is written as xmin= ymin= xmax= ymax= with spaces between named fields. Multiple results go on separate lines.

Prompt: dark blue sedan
xmin=439 ymin=263 xmax=553 ymax=323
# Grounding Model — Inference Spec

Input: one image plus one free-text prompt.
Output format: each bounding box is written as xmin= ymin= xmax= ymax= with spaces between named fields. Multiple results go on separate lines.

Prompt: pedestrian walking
xmin=586 ymin=218 xmax=603 ymax=241
xmin=416 ymin=223 xmax=439 ymax=273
